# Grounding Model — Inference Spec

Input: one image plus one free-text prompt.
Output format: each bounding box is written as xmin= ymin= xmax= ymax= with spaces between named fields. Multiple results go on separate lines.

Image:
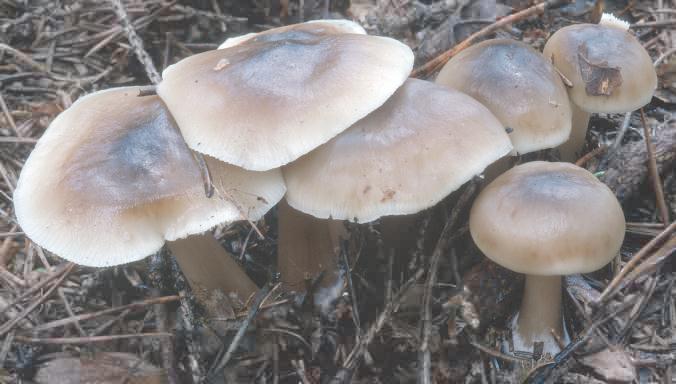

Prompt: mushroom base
xmin=511 ymin=275 xmax=569 ymax=358
xmin=277 ymin=200 xmax=346 ymax=293
xmin=558 ymin=103 xmax=590 ymax=162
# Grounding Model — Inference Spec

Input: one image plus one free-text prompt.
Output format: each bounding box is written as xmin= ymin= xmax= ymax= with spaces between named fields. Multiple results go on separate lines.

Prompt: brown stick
xmin=0 ymin=262 xmax=75 ymax=337
xmin=411 ymin=0 xmax=568 ymax=78
xmin=14 ymin=332 xmax=172 ymax=345
xmin=598 ymin=220 xmax=676 ymax=303
xmin=33 ymin=295 xmax=180 ymax=332
xmin=575 ymin=145 xmax=607 ymax=167
xmin=639 ymin=109 xmax=670 ymax=225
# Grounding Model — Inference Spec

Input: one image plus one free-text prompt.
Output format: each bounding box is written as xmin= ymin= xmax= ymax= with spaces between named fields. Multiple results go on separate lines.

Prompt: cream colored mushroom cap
xmin=436 ymin=39 xmax=572 ymax=155
xmin=218 ymin=19 xmax=366 ymax=49
xmin=283 ymin=79 xmax=513 ymax=223
xmin=13 ymin=87 xmax=285 ymax=267
xmin=158 ymin=34 xmax=414 ymax=171
xmin=543 ymin=24 xmax=656 ymax=113
xmin=469 ymin=161 xmax=625 ymax=276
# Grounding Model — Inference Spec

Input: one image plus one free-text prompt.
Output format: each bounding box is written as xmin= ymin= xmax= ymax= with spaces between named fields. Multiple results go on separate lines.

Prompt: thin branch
xmin=14 ymin=332 xmax=172 ymax=344
xmin=598 ymin=221 xmax=676 ymax=303
xmin=639 ymin=109 xmax=670 ymax=225
xmin=33 ymin=295 xmax=179 ymax=332
xmin=0 ymin=263 xmax=75 ymax=337
xmin=207 ymin=283 xmax=274 ymax=381
xmin=412 ymin=0 xmax=569 ymax=78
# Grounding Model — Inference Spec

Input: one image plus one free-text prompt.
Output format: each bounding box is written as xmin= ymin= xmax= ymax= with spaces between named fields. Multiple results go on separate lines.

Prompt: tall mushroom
xmin=13 ymin=87 xmax=285 ymax=306
xmin=435 ymin=39 xmax=572 ymax=178
xmin=281 ymin=79 xmax=513 ymax=287
xmin=157 ymin=25 xmax=414 ymax=292
xmin=469 ymin=161 xmax=625 ymax=355
xmin=543 ymin=13 xmax=657 ymax=161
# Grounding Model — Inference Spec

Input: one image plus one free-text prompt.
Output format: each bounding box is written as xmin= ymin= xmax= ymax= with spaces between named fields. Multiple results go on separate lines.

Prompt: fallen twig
xmin=412 ymin=0 xmax=569 ymax=78
xmin=598 ymin=221 xmax=676 ymax=303
xmin=14 ymin=332 xmax=173 ymax=344
xmin=639 ymin=109 xmax=670 ymax=225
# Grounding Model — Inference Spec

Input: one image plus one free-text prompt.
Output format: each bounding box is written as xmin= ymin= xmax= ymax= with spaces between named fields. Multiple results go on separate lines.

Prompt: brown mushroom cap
xmin=543 ymin=24 xmax=657 ymax=113
xmin=283 ymin=79 xmax=513 ymax=223
xmin=218 ymin=19 xmax=366 ymax=49
xmin=469 ymin=161 xmax=625 ymax=275
xmin=435 ymin=39 xmax=572 ymax=155
xmin=158 ymin=34 xmax=413 ymax=171
xmin=14 ymin=87 xmax=285 ymax=267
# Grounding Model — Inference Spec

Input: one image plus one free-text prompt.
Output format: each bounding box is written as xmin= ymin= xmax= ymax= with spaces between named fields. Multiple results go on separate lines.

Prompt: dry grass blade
xmin=15 ymin=332 xmax=173 ymax=345
xmin=0 ymin=262 xmax=75 ymax=337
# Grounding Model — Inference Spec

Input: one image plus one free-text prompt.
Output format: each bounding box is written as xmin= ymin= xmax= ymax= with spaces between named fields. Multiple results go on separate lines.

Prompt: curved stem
xmin=513 ymin=274 xmax=565 ymax=356
xmin=167 ymin=234 xmax=257 ymax=305
xmin=559 ymin=103 xmax=591 ymax=162
xmin=277 ymin=200 xmax=344 ymax=292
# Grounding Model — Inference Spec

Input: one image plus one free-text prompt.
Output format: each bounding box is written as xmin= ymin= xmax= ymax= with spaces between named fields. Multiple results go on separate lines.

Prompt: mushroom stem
xmin=559 ymin=103 xmax=591 ymax=162
xmin=277 ymin=200 xmax=345 ymax=292
xmin=513 ymin=274 xmax=565 ymax=356
xmin=482 ymin=155 xmax=515 ymax=184
xmin=167 ymin=234 xmax=258 ymax=305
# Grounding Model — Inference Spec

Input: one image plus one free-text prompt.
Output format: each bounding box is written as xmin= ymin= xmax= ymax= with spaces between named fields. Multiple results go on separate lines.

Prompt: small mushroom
xmin=157 ymin=33 xmax=413 ymax=171
xmin=279 ymin=79 xmax=513 ymax=289
xmin=14 ymin=87 xmax=285 ymax=304
xmin=469 ymin=161 xmax=625 ymax=356
xmin=218 ymin=19 xmax=366 ymax=49
xmin=435 ymin=39 xmax=572 ymax=157
xmin=543 ymin=13 xmax=657 ymax=161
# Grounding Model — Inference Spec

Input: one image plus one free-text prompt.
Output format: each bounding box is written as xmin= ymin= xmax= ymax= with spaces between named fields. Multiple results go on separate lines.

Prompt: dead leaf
xmin=578 ymin=43 xmax=623 ymax=96
xmin=580 ymin=347 xmax=636 ymax=383
xmin=34 ymin=352 xmax=167 ymax=384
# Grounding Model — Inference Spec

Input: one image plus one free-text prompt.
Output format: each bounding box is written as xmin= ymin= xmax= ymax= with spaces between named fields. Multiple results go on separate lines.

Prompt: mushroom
xmin=543 ymin=13 xmax=657 ymax=161
xmin=469 ymin=161 xmax=625 ymax=355
xmin=280 ymin=79 xmax=513 ymax=288
xmin=156 ymin=32 xmax=413 ymax=171
xmin=14 ymin=87 xmax=285 ymax=305
xmin=218 ymin=19 xmax=366 ymax=49
xmin=435 ymin=39 xmax=572 ymax=178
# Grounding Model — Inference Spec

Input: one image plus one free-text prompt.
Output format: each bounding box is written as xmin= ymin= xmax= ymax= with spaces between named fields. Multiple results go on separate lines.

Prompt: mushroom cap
xmin=218 ymin=19 xmax=366 ymax=49
xmin=157 ymin=34 xmax=414 ymax=171
xmin=543 ymin=24 xmax=657 ymax=113
xmin=283 ymin=79 xmax=513 ymax=223
xmin=14 ymin=87 xmax=285 ymax=267
xmin=435 ymin=39 xmax=572 ymax=155
xmin=469 ymin=161 xmax=625 ymax=276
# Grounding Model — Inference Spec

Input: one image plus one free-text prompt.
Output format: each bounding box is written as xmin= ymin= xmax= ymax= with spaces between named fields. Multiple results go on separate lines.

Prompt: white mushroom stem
xmin=277 ymin=200 xmax=345 ymax=292
xmin=167 ymin=234 xmax=258 ymax=305
xmin=513 ymin=275 xmax=566 ymax=356
xmin=558 ymin=102 xmax=591 ymax=162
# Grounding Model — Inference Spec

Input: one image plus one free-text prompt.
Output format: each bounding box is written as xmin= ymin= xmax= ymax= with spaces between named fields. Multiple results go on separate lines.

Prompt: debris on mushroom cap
xmin=158 ymin=34 xmax=414 ymax=171
xmin=435 ymin=39 xmax=572 ymax=155
xmin=218 ymin=19 xmax=366 ymax=49
xmin=543 ymin=24 xmax=656 ymax=113
xmin=469 ymin=161 xmax=625 ymax=276
xmin=13 ymin=87 xmax=286 ymax=267
xmin=599 ymin=13 xmax=630 ymax=31
xmin=283 ymin=79 xmax=513 ymax=223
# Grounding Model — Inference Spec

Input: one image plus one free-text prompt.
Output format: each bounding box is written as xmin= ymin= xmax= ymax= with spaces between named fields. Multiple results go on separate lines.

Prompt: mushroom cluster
xmin=14 ymin=14 xmax=640 ymax=360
